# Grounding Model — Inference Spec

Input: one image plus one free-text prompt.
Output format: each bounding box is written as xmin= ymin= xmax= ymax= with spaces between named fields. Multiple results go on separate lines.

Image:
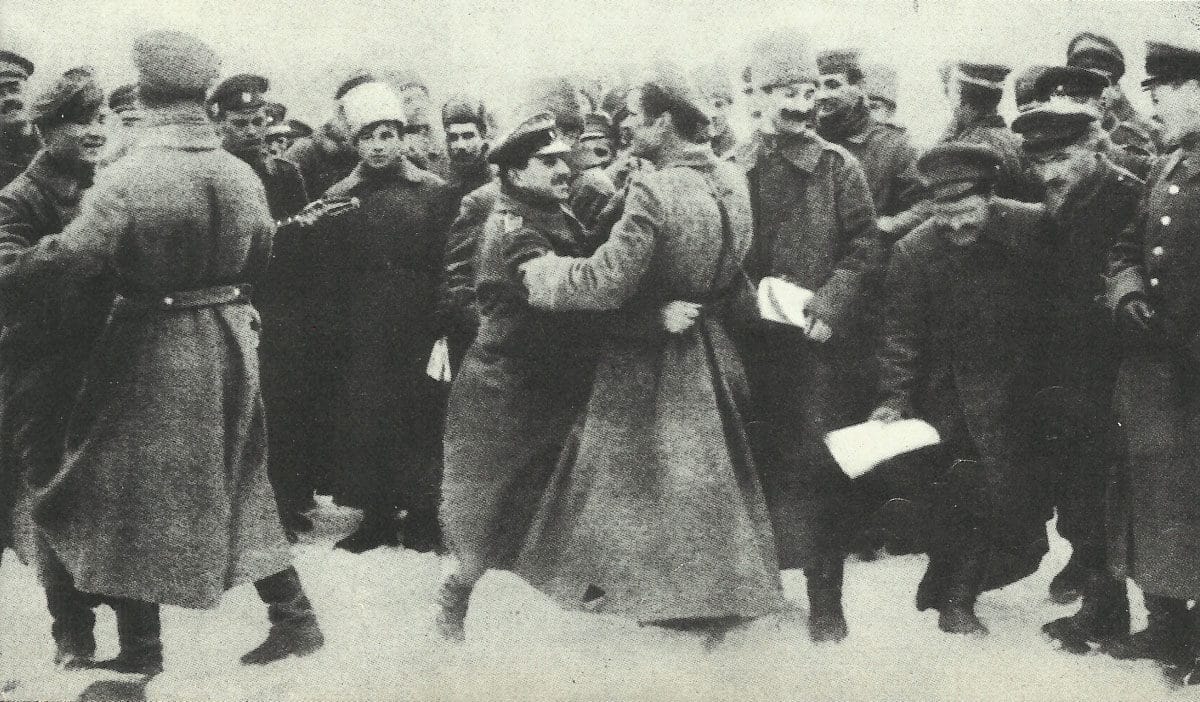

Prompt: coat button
xmin=1170 ymin=184 xmax=1181 ymax=194
xmin=1150 ymin=278 xmax=1160 ymax=287
xmin=1153 ymin=246 xmax=1165 ymax=256
xmin=163 ymin=296 xmax=174 ymax=306
xmin=1162 ymin=215 xmax=1172 ymax=226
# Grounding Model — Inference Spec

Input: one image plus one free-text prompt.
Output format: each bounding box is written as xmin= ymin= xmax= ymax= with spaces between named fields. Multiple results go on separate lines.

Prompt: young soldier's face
xmin=931 ymin=192 xmax=990 ymax=246
xmin=510 ymin=152 xmax=571 ymax=202
xmin=1150 ymin=79 xmax=1200 ymax=146
xmin=816 ymin=71 xmax=861 ymax=119
xmin=356 ymin=121 xmax=406 ymax=169
xmin=762 ymin=80 xmax=817 ymax=134
xmin=444 ymin=122 xmax=485 ymax=164
xmin=45 ymin=109 xmax=108 ymax=165
xmin=219 ymin=105 xmax=268 ymax=158
xmin=1029 ymin=143 xmax=1100 ymax=215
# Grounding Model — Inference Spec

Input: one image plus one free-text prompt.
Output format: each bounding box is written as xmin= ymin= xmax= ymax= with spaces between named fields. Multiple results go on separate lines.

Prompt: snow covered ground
xmin=0 ymin=499 xmax=1194 ymax=702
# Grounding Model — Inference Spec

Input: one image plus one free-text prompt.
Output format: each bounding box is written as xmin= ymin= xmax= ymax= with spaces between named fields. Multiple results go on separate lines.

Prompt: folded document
xmin=824 ymin=419 xmax=941 ymax=479
xmin=756 ymin=276 xmax=814 ymax=328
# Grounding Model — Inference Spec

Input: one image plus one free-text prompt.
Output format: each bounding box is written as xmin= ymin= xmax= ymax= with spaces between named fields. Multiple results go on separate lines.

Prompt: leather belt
xmin=115 ymin=283 xmax=252 ymax=311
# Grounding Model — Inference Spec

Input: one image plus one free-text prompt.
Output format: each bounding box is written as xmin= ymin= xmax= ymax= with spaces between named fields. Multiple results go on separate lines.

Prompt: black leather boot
xmin=805 ymin=555 xmax=848 ymax=643
xmin=1048 ymin=549 xmax=1089 ymax=605
xmin=938 ymin=554 xmax=987 ymax=636
xmin=91 ymin=600 xmax=163 ymax=677
xmin=1167 ymin=607 xmax=1200 ymax=686
xmin=1043 ymin=570 xmax=1130 ymax=654
xmin=435 ymin=574 xmax=473 ymax=643
xmin=335 ymin=512 xmax=400 ymax=553
xmin=1104 ymin=594 xmax=1190 ymax=666
xmin=242 ymin=568 xmax=325 ymax=665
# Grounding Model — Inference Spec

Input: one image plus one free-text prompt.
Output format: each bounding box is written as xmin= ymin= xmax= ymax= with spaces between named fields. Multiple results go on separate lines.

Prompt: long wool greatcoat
xmin=320 ymin=158 xmax=455 ymax=514
xmin=877 ymin=197 xmax=1053 ymax=589
xmin=7 ymin=105 xmax=293 ymax=609
xmin=515 ymin=145 xmax=785 ymax=623
xmin=0 ymin=152 xmax=112 ymax=554
xmin=1105 ymin=145 xmax=1200 ymax=599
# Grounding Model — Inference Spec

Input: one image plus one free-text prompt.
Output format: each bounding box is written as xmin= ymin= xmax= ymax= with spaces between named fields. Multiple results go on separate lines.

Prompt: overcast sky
xmin=3 ymin=0 xmax=1198 ymax=145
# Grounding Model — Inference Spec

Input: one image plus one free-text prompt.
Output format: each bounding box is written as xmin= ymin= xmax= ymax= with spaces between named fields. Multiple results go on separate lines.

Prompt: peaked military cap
xmin=207 ymin=73 xmax=268 ymax=119
xmin=1067 ymin=32 xmax=1125 ymax=80
xmin=1013 ymin=65 xmax=1052 ymax=112
xmin=816 ymin=49 xmax=862 ymax=79
xmin=862 ymin=62 xmax=898 ymax=107
xmin=133 ymin=30 xmax=220 ymax=98
xmin=1034 ymin=65 xmax=1108 ymax=101
xmin=108 ymin=83 xmax=139 ymax=112
xmin=264 ymin=101 xmax=286 ymax=125
xmin=954 ymin=62 xmax=1011 ymax=92
xmin=580 ymin=111 xmax=612 ymax=140
xmin=31 ymin=66 xmax=104 ymax=126
xmin=917 ymin=142 xmax=1002 ymax=198
xmin=1012 ymin=103 xmax=1098 ymax=153
xmin=1142 ymin=40 xmax=1200 ymax=88
xmin=488 ymin=111 xmax=570 ymax=166
xmin=0 ymin=50 xmax=33 ymax=80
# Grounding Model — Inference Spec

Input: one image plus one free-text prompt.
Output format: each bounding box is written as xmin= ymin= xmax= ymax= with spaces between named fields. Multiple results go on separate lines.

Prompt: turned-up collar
xmin=136 ymin=103 xmax=220 ymax=152
xmin=496 ymin=185 xmax=571 ymax=223
xmin=770 ymin=131 xmax=826 ymax=174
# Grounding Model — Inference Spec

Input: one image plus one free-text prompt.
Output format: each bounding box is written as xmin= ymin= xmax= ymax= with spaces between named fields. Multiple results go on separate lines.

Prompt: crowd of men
xmin=0 ymin=22 xmax=1199 ymax=690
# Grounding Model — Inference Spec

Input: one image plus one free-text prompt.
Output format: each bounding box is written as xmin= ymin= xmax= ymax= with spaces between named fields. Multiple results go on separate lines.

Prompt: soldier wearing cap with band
xmin=0 ymin=66 xmax=114 ymax=671
xmin=1067 ymin=31 xmax=1160 ymax=158
xmin=438 ymin=110 xmax=605 ymax=640
xmin=10 ymin=30 xmax=325 ymax=676
xmin=1014 ymin=65 xmax=1054 ymax=114
xmin=871 ymin=141 xmax=1053 ymax=638
xmin=1102 ymin=39 xmax=1200 ymax=684
xmin=0 ymin=49 xmax=39 ymax=190
xmin=1011 ymin=104 xmax=1142 ymax=651
xmin=940 ymin=61 xmax=1042 ymax=202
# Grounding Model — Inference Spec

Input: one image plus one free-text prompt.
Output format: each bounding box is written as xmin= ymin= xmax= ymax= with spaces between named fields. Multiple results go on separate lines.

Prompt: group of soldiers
xmin=0 ymin=20 xmax=1199 ymax=689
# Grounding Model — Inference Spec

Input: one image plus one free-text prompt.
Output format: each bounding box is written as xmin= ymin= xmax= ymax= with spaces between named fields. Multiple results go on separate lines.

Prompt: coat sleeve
xmin=520 ymin=175 xmax=660 ymax=311
xmin=0 ymin=186 xmax=43 ymax=312
xmin=875 ymin=236 xmax=925 ymax=415
xmin=435 ymin=190 xmax=489 ymax=337
xmin=806 ymin=154 xmax=883 ymax=330
xmin=1103 ymin=163 xmax=1153 ymax=310
xmin=19 ymin=172 xmax=131 ymax=283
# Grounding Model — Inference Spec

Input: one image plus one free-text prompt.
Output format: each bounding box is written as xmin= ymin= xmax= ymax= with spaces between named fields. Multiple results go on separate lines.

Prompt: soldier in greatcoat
xmin=7 ymin=31 xmax=323 ymax=676
xmin=1101 ymin=41 xmax=1200 ymax=685
xmin=870 ymin=143 xmax=1053 ymax=637
xmin=1066 ymin=32 xmax=1161 ymax=158
xmin=1011 ymin=104 xmax=1144 ymax=651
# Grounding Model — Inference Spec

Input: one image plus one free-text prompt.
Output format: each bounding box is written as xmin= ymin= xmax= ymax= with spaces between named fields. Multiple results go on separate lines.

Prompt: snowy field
xmin=0 ymin=499 xmax=1193 ymax=702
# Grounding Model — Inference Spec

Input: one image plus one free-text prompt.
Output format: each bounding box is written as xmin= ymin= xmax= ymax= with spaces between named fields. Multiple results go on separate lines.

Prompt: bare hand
xmin=1117 ymin=297 xmax=1155 ymax=335
xmin=660 ymin=301 xmax=701 ymax=334
xmin=804 ymin=317 xmax=832 ymax=343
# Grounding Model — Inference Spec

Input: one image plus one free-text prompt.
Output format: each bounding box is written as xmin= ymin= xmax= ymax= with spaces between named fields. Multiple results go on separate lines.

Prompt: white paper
xmin=756 ymin=276 xmax=814 ymax=328
xmin=824 ymin=419 xmax=942 ymax=479
xmin=425 ymin=337 xmax=453 ymax=383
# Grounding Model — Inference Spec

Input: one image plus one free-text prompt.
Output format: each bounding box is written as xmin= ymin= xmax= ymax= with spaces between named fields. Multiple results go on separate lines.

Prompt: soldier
xmin=0 ymin=66 xmax=113 ymax=671
xmin=208 ymin=73 xmax=320 ymax=539
xmin=436 ymin=95 xmax=495 ymax=372
xmin=7 ymin=30 xmax=324 ymax=676
xmin=691 ymin=61 xmax=737 ymax=158
xmin=321 ymin=81 xmax=454 ymax=553
xmin=1102 ymin=40 xmax=1200 ymax=685
xmin=940 ymin=61 xmax=1042 ymax=202
xmin=265 ymin=118 xmax=311 ymax=159
xmin=0 ymin=50 xmax=38 ymax=190
xmin=575 ymin=111 xmax=615 ymax=171
xmin=102 ymin=83 xmax=144 ymax=166
xmin=737 ymin=31 xmax=882 ymax=643
xmin=1011 ymin=104 xmax=1143 ymax=651
xmin=862 ymin=62 xmax=899 ymax=126
xmin=1067 ymin=31 xmax=1161 ymax=158
xmin=1013 ymin=65 xmax=1054 ymax=114
xmin=567 ymin=111 xmax=616 ymax=231
xmin=285 ymin=69 xmax=369 ymax=197
xmin=870 ymin=143 xmax=1052 ymax=636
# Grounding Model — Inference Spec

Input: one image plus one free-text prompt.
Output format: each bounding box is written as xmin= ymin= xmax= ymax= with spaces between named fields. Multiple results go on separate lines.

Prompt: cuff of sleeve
xmin=809 ymin=271 xmax=859 ymax=330
xmin=1104 ymin=266 xmax=1146 ymax=310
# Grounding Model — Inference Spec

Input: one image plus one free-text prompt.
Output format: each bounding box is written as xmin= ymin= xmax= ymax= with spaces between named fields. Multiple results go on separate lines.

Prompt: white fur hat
xmin=340 ymin=81 xmax=405 ymax=140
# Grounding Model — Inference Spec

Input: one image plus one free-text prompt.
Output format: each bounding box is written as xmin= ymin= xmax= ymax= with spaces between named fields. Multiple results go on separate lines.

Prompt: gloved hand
xmin=660 ymin=300 xmax=702 ymax=334
xmin=1116 ymin=296 xmax=1155 ymax=336
xmin=869 ymin=405 xmax=907 ymax=423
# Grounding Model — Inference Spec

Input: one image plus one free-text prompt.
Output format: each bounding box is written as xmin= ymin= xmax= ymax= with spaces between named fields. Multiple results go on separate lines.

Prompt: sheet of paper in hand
xmin=824 ymin=419 xmax=942 ymax=479
xmin=426 ymin=337 xmax=452 ymax=383
xmin=757 ymin=276 xmax=814 ymax=327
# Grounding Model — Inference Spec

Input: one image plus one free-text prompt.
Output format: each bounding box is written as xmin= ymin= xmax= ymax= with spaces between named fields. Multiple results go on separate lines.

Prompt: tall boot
xmin=1167 ymin=606 xmax=1200 ymax=685
xmin=805 ymin=555 xmax=848 ymax=643
xmin=1048 ymin=548 xmax=1089 ymax=605
xmin=1043 ymin=569 xmax=1130 ymax=654
xmin=92 ymin=599 xmax=163 ymax=677
xmin=41 ymin=555 xmax=99 ymax=670
xmin=242 ymin=567 xmax=325 ymax=665
xmin=335 ymin=509 xmax=400 ymax=553
xmin=435 ymin=573 xmax=473 ymax=643
xmin=938 ymin=553 xmax=988 ymax=636
xmin=1104 ymin=594 xmax=1190 ymax=666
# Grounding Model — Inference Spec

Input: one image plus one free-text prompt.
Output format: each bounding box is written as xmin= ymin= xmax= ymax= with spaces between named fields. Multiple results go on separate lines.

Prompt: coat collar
xmin=23 ymin=150 xmax=91 ymax=203
xmin=328 ymin=156 xmax=429 ymax=196
xmin=771 ymin=131 xmax=826 ymax=174
xmin=657 ymin=142 xmax=718 ymax=172
xmin=137 ymin=103 xmax=220 ymax=152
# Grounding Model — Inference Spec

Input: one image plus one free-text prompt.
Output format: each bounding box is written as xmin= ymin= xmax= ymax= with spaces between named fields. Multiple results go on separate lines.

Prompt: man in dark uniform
xmin=0 ymin=50 xmax=39 ymax=190
xmin=1102 ymin=41 xmax=1200 ymax=685
xmin=939 ymin=61 xmax=1042 ymax=202
xmin=209 ymin=73 xmax=317 ymax=538
xmin=0 ymin=66 xmax=113 ymax=671
xmin=738 ymin=31 xmax=882 ymax=643
xmin=1067 ymin=32 xmax=1161 ymax=158
xmin=1014 ymin=65 xmax=1053 ymax=114
xmin=436 ymin=95 xmax=494 ymax=373
xmin=1011 ymin=104 xmax=1143 ymax=651
xmin=870 ymin=143 xmax=1052 ymax=637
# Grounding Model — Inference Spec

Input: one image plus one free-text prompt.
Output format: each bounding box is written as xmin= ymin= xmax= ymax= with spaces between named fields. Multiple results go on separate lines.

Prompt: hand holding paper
xmin=426 ymin=337 xmax=452 ymax=383
xmin=824 ymin=418 xmax=941 ymax=479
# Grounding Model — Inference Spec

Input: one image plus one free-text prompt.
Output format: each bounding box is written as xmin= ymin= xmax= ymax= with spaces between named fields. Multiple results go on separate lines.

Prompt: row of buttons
xmin=1149 ymin=184 xmax=1183 ymax=289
